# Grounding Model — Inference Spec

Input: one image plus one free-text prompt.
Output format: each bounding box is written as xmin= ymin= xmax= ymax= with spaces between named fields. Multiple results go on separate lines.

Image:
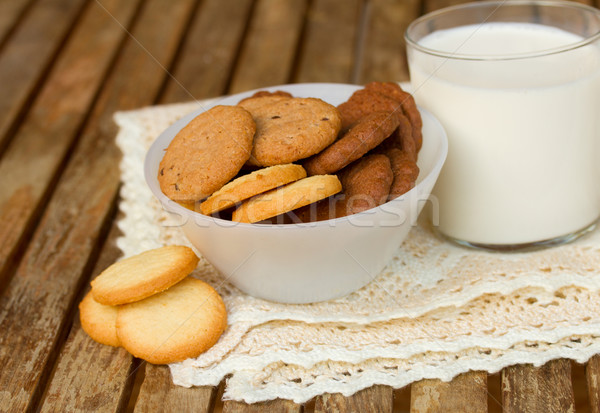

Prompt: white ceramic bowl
xmin=145 ymin=83 xmax=447 ymax=303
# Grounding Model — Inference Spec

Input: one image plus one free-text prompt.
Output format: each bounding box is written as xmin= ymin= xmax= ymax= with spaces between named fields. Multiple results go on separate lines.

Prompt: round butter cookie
xmin=91 ymin=246 xmax=199 ymax=306
xmin=158 ymin=105 xmax=255 ymax=203
xmin=239 ymin=97 xmax=341 ymax=167
xmin=200 ymin=164 xmax=307 ymax=215
xmin=79 ymin=291 xmax=120 ymax=347
xmin=232 ymin=175 xmax=342 ymax=223
xmin=116 ymin=277 xmax=227 ymax=364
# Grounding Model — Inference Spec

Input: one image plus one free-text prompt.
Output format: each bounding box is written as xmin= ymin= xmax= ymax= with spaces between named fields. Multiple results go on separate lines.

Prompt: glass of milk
xmin=406 ymin=0 xmax=600 ymax=250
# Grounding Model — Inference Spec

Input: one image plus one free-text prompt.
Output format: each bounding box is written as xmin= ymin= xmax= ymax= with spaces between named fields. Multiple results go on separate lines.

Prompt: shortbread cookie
xmin=303 ymin=111 xmax=401 ymax=176
xmin=116 ymin=277 xmax=227 ymax=364
xmin=200 ymin=164 xmax=307 ymax=215
xmin=295 ymin=155 xmax=393 ymax=222
xmin=232 ymin=175 xmax=342 ymax=223
xmin=79 ymin=291 xmax=120 ymax=347
xmin=239 ymin=97 xmax=342 ymax=166
xmin=91 ymin=246 xmax=199 ymax=306
xmin=158 ymin=105 xmax=255 ymax=202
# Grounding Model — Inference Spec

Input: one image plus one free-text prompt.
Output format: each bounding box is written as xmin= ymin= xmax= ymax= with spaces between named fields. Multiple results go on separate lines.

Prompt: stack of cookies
xmin=79 ymin=246 xmax=227 ymax=364
xmin=157 ymin=82 xmax=421 ymax=223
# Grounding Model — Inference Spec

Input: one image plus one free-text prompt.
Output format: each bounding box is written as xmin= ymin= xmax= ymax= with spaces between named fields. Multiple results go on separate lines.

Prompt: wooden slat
xmin=587 ymin=355 xmax=600 ymax=413
xmin=223 ymin=399 xmax=302 ymax=413
xmin=314 ymin=385 xmax=393 ymax=413
xmin=410 ymin=371 xmax=488 ymax=413
xmin=0 ymin=0 xmax=194 ymax=410
xmin=0 ymin=0 xmax=138 ymax=291
xmin=0 ymin=0 xmax=87 ymax=152
xmin=134 ymin=364 xmax=216 ymax=412
xmin=502 ymin=360 xmax=575 ymax=413
xmin=159 ymin=0 xmax=253 ymax=103
xmin=357 ymin=0 xmax=420 ymax=83
xmin=293 ymin=0 xmax=361 ymax=84
xmin=0 ymin=0 xmax=36 ymax=48
xmin=423 ymin=0 xmax=473 ymax=13
xmin=229 ymin=0 xmax=307 ymax=93
xmin=39 ymin=218 xmax=135 ymax=412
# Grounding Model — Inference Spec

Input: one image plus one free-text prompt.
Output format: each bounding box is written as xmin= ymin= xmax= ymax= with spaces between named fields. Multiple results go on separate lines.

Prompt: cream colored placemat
xmin=114 ymin=99 xmax=600 ymax=404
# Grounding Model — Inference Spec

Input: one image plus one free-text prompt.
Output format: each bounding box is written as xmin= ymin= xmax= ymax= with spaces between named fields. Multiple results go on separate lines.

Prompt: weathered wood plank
xmin=587 ymin=355 xmax=600 ymax=413
xmin=223 ymin=399 xmax=302 ymax=413
xmin=410 ymin=371 xmax=488 ymax=413
xmin=160 ymin=0 xmax=253 ymax=102
xmin=423 ymin=0 xmax=473 ymax=13
xmin=293 ymin=0 xmax=361 ymax=84
xmin=314 ymin=385 xmax=393 ymax=413
xmin=134 ymin=364 xmax=216 ymax=413
xmin=0 ymin=0 xmax=36 ymax=48
xmin=0 ymin=0 xmax=139 ymax=291
xmin=357 ymin=0 xmax=420 ymax=83
xmin=39 ymin=218 xmax=135 ymax=412
xmin=0 ymin=0 xmax=87 ymax=152
xmin=229 ymin=0 xmax=307 ymax=93
xmin=0 ymin=0 xmax=194 ymax=410
xmin=502 ymin=359 xmax=575 ymax=413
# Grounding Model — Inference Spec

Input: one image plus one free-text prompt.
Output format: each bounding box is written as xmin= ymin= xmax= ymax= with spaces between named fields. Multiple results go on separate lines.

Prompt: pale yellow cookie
xmin=91 ymin=246 xmax=199 ymax=306
xmin=199 ymin=164 xmax=307 ymax=215
xmin=79 ymin=291 xmax=120 ymax=347
xmin=116 ymin=277 xmax=227 ymax=364
xmin=232 ymin=175 xmax=342 ymax=223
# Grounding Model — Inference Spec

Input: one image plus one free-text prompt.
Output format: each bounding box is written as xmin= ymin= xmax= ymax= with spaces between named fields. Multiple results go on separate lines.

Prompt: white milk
xmin=409 ymin=22 xmax=600 ymax=245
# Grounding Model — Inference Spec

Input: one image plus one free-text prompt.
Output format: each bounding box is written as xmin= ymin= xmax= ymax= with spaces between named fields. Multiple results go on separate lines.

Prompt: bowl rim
xmin=144 ymin=82 xmax=448 ymax=231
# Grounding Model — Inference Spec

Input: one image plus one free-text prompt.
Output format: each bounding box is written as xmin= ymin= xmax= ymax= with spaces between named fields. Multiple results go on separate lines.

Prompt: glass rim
xmin=405 ymin=0 xmax=600 ymax=61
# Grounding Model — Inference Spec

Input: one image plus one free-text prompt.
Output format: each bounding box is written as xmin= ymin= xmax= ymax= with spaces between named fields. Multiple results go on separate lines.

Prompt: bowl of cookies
xmin=145 ymin=82 xmax=447 ymax=303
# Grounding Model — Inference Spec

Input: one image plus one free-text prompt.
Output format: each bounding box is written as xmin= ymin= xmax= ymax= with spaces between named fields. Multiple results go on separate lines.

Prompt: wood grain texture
xmin=0 ymin=0 xmax=36 ymax=48
xmin=0 ymin=0 xmax=87 ymax=151
xmin=315 ymin=385 xmax=393 ymax=413
xmin=587 ymin=355 xmax=600 ymax=413
xmin=160 ymin=0 xmax=253 ymax=102
xmin=357 ymin=0 xmax=420 ymax=83
xmin=229 ymin=0 xmax=307 ymax=93
xmin=0 ymin=0 xmax=193 ymax=410
xmin=0 ymin=0 xmax=139 ymax=290
xmin=294 ymin=0 xmax=361 ymax=84
xmin=502 ymin=360 xmax=575 ymax=413
xmin=39 ymin=219 xmax=135 ymax=413
xmin=134 ymin=364 xmax=216 ymax=413
xmin=410 ymin=371 xmax=488 ymax=413
xmin=223 ymin=399 xmax=302 ymax=413
xmin=423 ymin=0 xmax=473 ymax=13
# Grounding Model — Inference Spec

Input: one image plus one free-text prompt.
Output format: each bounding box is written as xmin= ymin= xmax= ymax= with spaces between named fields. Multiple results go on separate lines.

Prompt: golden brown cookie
xmin=91 ymin=246 xmax=199 ymax=306
xmin=239 ymin=97 xmax=342 ymax=167
xmin=303 ymin=111 xmax=401 ymax=176
xmin=79 ymin=291 xmax=120 ymax=347
xmin=238 ymin=90 xmax=293 ymax=104
xmin=158 ymin=105 xmax=255 ymax=203
xmin=232 ymin=175 xmax=342 ymax=223
xmin=116 ymin=277 xmax=227 ymax=364
xmin=200 ymin=164 xmax=307 ymax=215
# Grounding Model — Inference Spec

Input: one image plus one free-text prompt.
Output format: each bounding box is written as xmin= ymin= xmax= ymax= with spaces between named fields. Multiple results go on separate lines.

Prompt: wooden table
xmin=1 ymin=0 xmax=599 ymax=411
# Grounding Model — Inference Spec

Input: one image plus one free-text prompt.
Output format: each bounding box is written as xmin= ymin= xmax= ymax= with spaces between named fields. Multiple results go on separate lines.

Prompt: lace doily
xmin=114 ymin=98 xmax=600 ymax=404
